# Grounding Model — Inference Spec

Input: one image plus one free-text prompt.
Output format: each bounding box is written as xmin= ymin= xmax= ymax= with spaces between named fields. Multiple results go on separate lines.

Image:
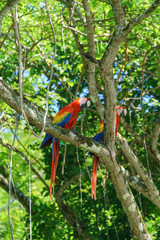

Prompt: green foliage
xmin=0 ymin=0 xmax=160 ymax=239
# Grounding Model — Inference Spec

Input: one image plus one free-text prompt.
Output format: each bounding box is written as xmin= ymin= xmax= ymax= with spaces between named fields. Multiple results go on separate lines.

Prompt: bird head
xmin=116 ymin=106 xmax=127 ymax=117
xmin=79 ymin=97 xmax=91 ymax=108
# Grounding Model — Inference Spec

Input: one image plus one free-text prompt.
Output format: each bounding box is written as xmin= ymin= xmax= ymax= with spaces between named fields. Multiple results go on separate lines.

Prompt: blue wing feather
xmin=57 ymin=113 xmax=72 ymax=127
xmin=40 ymin=113 xmax=72 ymax=149
xmin=93 ymin=132 xmax=103 ymax=143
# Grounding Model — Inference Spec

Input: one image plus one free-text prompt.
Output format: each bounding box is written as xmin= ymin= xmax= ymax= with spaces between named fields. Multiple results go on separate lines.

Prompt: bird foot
xmin=70 ymin=129 xmax=80 ymax=135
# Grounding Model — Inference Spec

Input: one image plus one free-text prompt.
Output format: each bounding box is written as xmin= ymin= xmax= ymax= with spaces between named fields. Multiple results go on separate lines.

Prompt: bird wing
xmin=52 ymin=110 xmax=73 ymax=128
xmin=93 ymin=120 xmax=104 ymax=143
xmin=40 ymin=110 xmax=72 ymax=149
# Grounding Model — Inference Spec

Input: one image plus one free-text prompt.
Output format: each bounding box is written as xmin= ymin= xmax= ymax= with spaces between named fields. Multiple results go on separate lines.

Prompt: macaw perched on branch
xmin=40 ymin=97 xmax=91 ymax=199
xmin=91 ymin=106 xmax=127 ymax=200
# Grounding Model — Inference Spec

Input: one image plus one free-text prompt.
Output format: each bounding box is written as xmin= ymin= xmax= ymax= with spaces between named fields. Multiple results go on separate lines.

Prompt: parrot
xmin=91 ymin=106 xmax=127 ymax=200
xmin=40 ymin=97 xmax=91 ymax=199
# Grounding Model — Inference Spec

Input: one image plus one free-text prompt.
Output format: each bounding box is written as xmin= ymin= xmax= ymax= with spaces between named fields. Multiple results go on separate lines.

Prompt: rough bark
xmin=82 ymin=0 xmax=104 ymax=119
xmin=0 ymin=77 xmax=108 ymax=157
xmin=100 ymin=0 xmax=160 ymax=69
xmin=150 ymin=113 xmax=160 ymax=164
xmin=116 ymin=134 xmax=160 ymax=208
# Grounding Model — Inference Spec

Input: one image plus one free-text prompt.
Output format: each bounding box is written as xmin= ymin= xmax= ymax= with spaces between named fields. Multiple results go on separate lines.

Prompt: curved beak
xmin=120 ymin=108 xmax=127 ymax=117
xmin=81 ymin=100 xmax=91 ymax=108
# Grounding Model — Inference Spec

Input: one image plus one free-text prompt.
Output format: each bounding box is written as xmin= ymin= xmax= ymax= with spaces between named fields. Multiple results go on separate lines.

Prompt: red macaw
xmin=91 ymin=106 xmax=127 ymax=200
xmin=40 ymin=97 xmax=91 ymax=199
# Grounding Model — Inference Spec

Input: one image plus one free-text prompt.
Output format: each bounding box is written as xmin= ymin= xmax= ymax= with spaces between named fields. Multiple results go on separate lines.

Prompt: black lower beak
xmin=81 ymin=103 xmax=87 ymax=108
xmin=120 ymin=111 xmax=125 ymax=117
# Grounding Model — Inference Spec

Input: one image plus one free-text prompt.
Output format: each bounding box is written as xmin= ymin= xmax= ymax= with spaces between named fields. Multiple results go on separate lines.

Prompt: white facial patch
xmin=79 ymin=97 xmax=86 ymax=106
xmin=117 ymin=107 xmax=123 ymax=116
xmin=123 ymin=108 xmax=127 ymax=116
xmin=79 ymin=97 xmax=90 ymax=108
xmin=87 ymin=100 xmax=91 ymax=107
xmin=117 ymin=107 xmax=127 ymax=116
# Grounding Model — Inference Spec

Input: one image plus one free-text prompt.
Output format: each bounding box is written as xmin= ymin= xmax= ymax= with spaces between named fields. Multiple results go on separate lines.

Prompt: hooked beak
xmin=81 ymin=102 xmax=88 ymax=108
xmin=120 ymin=108 xmax=127 ymax=117
xmin=81 ymin=100 xmax=91 ymax=109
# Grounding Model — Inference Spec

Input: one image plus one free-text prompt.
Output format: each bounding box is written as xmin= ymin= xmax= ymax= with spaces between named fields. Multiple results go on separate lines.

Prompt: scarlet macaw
xmin=91 ymin=106 xmax=127 ymax=200
xmin=40 ymin=97 xmax=91 ymax=199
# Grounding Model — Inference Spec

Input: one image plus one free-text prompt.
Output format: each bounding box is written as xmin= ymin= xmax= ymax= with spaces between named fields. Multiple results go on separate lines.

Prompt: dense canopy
xmin=0 ymin=0 xmax=160 ymax=239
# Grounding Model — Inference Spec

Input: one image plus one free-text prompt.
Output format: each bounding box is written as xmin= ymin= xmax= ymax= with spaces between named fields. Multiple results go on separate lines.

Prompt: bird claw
xmin=70 ymin=129 xmax=80 ymax=135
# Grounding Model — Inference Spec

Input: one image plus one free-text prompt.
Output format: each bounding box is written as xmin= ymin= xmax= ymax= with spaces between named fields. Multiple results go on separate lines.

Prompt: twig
xmin=102 ymin=176 xmax=120 ymax=240
xmin=0 ymin=136 xmax=49 ymax=189
xmin=8 ymin=114 xmax=18 ymax=240
xmin=11 ymin=5 xmax=56 ymax=138
xmin=0 ymin=24 xmax=14 ymax=48
xmin=67 ymin=0 xmax=76 ymax=37
xmin=0 ymin=199 xmax=15 ymax=212
xmin=76 ymin=147 xmax=82 ymax=208
xmin=28 ymin=143 xmax=32 ymax=240
xmin=80 ymin=109 xmax=91 ymax=178
xmin=0 ymin=0 xmax=21 ymax=37
xmin=141 ymin=52 xmax=152 ymax=177
xmin=75 ymin=66 xmax=84 ymax=97
xmin=62 ymin=143 xmax=67 ymax=174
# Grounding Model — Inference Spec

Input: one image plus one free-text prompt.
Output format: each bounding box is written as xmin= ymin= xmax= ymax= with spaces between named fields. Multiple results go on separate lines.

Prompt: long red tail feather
xmin=50 ymin=139 xmax=60 ymax=200
xmin=91 ymin=155 xmax=99 ymax=200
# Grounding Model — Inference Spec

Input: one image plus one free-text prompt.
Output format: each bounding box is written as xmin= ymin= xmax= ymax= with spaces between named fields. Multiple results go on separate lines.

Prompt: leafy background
xmin=0 ymin=0 xmax=160 ymax=239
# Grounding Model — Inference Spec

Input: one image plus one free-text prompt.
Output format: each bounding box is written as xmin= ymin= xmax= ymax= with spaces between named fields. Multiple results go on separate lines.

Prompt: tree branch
xmin=0 ymin=173 xmax=37 ymax=214
xmin=82 ymin=0 xmax=95 ymax=56
xmin=150 ymin=113 xmax=160 ymax=162
xmin=125 ymin=0 xmax=160 ymax=34
xmin=120 ymin=118 xmax=160 ymax=167
xmin=82 ymin=0 xmax=104 ymax=119
xmin=0 ymin=0 xmax=21 ymax=37
xmin=109 ymin=0 xmax=126 ymax=28
xmin=0 ymin=77 xmax=157 ymax=238
xmin=55 ymin=172 xmax=93 ymax=239
xmin=0 ymin=137 xmax=49 ymax=190
xmin=0 ymin=77 xmax=108 ymax=158
xmin=100 ymin=0 xmax=160 ymax=69
xmin=116 ymin=133 xmax=160 ymax=208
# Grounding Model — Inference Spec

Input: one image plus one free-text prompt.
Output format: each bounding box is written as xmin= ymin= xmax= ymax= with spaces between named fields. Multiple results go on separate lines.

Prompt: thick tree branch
xmin=125 ymin=0 xmax=160 ymax=35
xmin=117 ymin=133 xmax=160 ymax=208
xmin=81 ymin=0 xmax=104 ymax=119
xmin=0 ymin=77 xmax=156 ymax=238
xmin=0 ymin=77 xmax=108 ymax=158
xmin=122 ymin=166 xmax=159 ymax=208
xmin=82 ymin=0 xmax=95 ymax=56
xmin=100 ymin=0 xmax=160 ymax=69
xmin=109 ymin=0 xmax=126 ymax=28
xmin=150 ymin=113 xmax=160 ymax=162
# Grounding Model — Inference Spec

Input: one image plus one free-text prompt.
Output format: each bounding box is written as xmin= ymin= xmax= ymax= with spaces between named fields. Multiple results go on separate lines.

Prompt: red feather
xmin=40 ymin=97 xmax=91 ymax=200
xmin=91 ymin=106 xmax=127 ymax=200
xmin=91 ymin=155 xmax=99 ymax=200
xmin=50 ymin=140 xmax=60 ymax=200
